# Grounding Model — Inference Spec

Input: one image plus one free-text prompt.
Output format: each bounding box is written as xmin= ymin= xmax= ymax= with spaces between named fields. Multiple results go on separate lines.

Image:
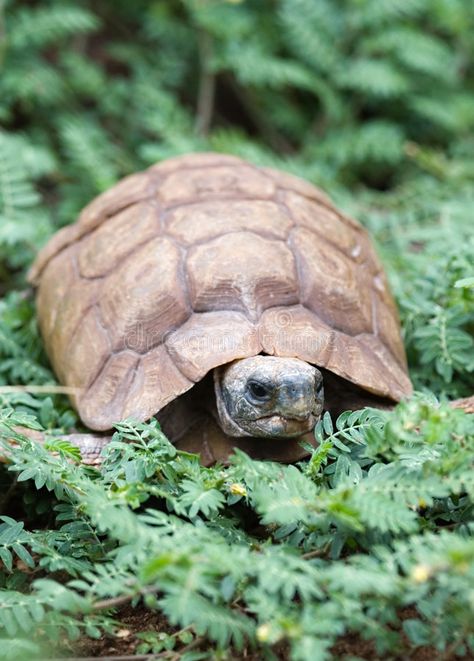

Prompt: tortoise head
xmin=214 ymin=356 xmax=324 ymax=438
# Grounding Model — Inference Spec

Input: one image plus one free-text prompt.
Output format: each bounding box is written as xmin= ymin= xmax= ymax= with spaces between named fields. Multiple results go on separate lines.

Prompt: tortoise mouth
xmin=240 ymin=412 xmax=318 ymax=438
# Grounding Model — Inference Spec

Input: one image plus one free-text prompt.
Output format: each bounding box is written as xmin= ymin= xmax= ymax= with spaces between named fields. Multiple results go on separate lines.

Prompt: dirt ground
xmin=68 ymin=604 xmax=471 ymax=660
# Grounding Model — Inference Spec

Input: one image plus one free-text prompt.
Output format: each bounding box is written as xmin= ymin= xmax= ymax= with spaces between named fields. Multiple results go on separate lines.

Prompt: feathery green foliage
xmin=0 ymin=403 xmax=473 ymax=658
xmin=0 ymin=0 xmax=473 ymax=658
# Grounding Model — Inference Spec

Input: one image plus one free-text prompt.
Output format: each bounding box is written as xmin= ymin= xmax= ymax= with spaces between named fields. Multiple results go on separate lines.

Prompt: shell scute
xmin=64 ymin=306 xmax=110 ymax=402
xmin=283 ymin=191 xmax=365 ymax=259
xmin=36 ymin=246 xmax=76 ymax=342
xmin=290 ymin=226 xmax=373 ymax=336
xmin=158 ymin=165 xmax=275 ymax=206
xmin=372 ymin=291 xmax=407 ymax=368
xmin=99 ymin=237 xmax=189 ymax=353
xmin=259 ymin=306 xmax=411 ymax=400
xmin=166 ymin=199 xmax=291 ymax=244
xmin=80 ymin=351 xmax=139 ymax=429
xmin=186 ymin=232 xmax=299 ymax=318
xmin=119 ymin=346 xmax=193 ymax=424
xmin=166 ymin=311 xmax=260 ymax=382
xmin=78 ymin=202 xmax=160 ymax=279
xmin=49 ymin=277 xmax=102 ymax=381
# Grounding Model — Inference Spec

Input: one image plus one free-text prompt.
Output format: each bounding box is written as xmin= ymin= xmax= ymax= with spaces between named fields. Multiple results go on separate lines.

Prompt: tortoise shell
xmin=29 ymin=152 xmax=412 ymax=431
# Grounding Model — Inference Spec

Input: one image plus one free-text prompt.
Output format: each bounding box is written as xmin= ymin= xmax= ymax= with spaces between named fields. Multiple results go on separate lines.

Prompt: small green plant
xmin=135 ymin=628 xmax=195 ymax=655
xmin=0 ymin=399 xmax=473 ymax=659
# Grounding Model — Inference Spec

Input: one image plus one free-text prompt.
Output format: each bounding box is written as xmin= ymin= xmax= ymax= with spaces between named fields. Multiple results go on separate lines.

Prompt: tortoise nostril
xmin=283 ymin=378 xmax=310 ymax=401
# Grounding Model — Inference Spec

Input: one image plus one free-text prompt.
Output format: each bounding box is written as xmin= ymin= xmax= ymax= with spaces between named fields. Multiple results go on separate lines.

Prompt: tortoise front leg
xmin=451 ymin=395 xmax=474 ymax=414
xmin=4 ymin=427 xmax=112 ymax=466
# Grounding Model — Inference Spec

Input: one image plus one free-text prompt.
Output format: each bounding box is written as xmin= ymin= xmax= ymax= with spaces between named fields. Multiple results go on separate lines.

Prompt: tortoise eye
xmin=247 ymin=380 xmax=272 ymax=402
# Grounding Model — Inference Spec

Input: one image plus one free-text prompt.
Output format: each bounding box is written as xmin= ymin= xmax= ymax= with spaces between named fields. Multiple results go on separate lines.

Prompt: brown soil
xmin=66 ymin=605 xmax=472 ymax=661
xmin=70 ymin=605 xmax=285 ymax=660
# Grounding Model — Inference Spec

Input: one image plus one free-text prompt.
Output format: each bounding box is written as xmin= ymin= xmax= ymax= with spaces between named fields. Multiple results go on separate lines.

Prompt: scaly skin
xmin=6 ymin=427 xmax=109 ymax=466
xmin=450 ymin=395 xmax=474 ymax=414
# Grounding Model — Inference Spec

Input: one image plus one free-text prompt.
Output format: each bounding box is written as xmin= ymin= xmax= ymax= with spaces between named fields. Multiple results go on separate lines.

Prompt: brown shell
xmin=29 ymin=152 xmax=412 ymax=431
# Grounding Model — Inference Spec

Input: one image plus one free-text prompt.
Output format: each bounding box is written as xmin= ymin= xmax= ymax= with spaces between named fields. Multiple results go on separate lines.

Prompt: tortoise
xmin=26 ymin=152 xmax=413 ymax=465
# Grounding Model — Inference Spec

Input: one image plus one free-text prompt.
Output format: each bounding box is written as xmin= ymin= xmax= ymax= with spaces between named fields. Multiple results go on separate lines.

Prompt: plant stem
xmin=92 ymin=585 xmax=160 ymax=611
xmin=195 ymin=30 xmax=215 ymax=137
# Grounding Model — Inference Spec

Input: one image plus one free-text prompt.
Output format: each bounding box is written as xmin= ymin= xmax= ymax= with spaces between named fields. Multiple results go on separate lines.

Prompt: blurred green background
xmin=0 ymin=0 xmax=473 ymax=397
